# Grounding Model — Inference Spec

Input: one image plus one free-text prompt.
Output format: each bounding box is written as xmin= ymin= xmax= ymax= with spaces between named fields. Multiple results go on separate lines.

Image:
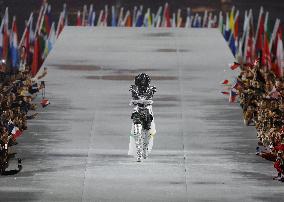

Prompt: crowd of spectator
xmin=0 ymin=59 xmax=47 ymax=175
xmin=234 ymin=58 xmax=284 ymax=181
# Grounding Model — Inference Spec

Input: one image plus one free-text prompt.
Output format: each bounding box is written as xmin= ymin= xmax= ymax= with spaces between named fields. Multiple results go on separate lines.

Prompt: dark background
xmin=1 ymin=0 xmax=284 ymax=35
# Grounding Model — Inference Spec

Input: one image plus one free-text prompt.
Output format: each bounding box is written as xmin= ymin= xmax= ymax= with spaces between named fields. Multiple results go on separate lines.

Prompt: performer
xmin=128 ymin=73 xmax=157 ymax=162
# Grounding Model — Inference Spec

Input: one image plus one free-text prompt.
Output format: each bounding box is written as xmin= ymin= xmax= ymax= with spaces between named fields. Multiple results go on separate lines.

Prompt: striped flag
xmin=229 ymin=88 xmax=238 ymax=103
xmin=10 ymin=16 xmax=19 ymax=69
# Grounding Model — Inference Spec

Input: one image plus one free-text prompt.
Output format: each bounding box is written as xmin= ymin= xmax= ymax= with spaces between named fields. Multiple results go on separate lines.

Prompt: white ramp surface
xmin=1 ymin=27 xmax=284 ymax=202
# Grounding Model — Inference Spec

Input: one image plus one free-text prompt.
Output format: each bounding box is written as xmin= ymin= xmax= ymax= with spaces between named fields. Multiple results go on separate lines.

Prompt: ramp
xmin=1 ymin=27 xmax=284 ymax=202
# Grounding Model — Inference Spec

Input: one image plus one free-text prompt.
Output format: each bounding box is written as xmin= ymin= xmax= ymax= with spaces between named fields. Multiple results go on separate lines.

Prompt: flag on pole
xmin=111 ymin=6 xmax=117 ymax=27
xmin=10 ymin=16 xmax=19 ymax=69
xmin=163 ymin=3 xmax=171 ymax=27
xmin=56 ymin=12 xmax=65 ymax=38
xmin=76 ymin=11 xmax=82 ymax=26
xmin=229 ymin=88 xmax=238 ymax=103
xmin=185 ymin=8 xmax=192 ymax=28
xmin=224 ymin=12 xmax=231 ymax=41
xmin=229 ymin=6 xmax=235 ymax=31
xmin=276 ymin=32 xmax=284 ymax=77
xmin=135 ymin=9 xmax=143 ymax=27
xmin=230 ymin=62 xmax=241 ymax=70
xmin=221 ymin=91 xmax=230 ymax=95
xmin=31 ymin=35 xmax=39 ymax=76
xmin=2 ymin=7 xmax=9 ymax=61
xmin=254 ymin=7 xmax=264 ymax=55
xmin=87 ymin=4 xmax=94 ymax=26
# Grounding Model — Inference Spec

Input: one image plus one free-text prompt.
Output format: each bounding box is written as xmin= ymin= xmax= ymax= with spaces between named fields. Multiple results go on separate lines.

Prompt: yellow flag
xmin=229 ymin=8 xmax=234 ymax=31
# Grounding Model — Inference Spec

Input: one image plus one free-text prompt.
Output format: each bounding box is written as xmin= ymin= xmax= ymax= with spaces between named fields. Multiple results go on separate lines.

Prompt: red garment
xmin=275 ymin=144 xmax=284 ymax=152
xmin=274 ymin=158 xmax=282 ymax=173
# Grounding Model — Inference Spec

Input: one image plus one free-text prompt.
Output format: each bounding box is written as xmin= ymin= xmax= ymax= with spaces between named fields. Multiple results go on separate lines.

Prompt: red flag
xmin=234 ymin=13 xmax=239 ymax=41
xmin=221 ymin=91 xmax=230 ymax=95
xmin=255 ymin=14 xmax=265 ymax=53
xmin=76 ymin=11 xmax=82 ymax=26
xmin=2 ymin=20 xmax=9 ymax=60
xmin=245 ymin=15 xmax=255 ymax=63
xmin=164 ymin=3 xmax=171 ymax=27
xmin=262 ymin=32 xmax=271 ymax=68
xmin=31 ymin=36 xmax=39 ymax=76
xmin=12 ymin=127 xmax=23 ymax=139
xmin=41 ymin=98 xmax=50 ymax=108
xmin=221 ymin=79 xmax=229 ymax=85
xmin=230 ymin=62 xmax=240 ymax=70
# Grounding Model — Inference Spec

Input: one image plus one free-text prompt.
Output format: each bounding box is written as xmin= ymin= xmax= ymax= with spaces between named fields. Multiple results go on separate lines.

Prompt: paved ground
xmin=1 ymin=27 xmax=284 ymax=202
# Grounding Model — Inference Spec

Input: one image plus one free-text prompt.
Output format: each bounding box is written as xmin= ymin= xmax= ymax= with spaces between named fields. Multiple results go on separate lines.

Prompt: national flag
xmin=31 ymin=35 xmax=39 ymax=76
xmin=135 ymin=9 xmax=144 ymax=27
xmin=12 ymin=126 xmax=23 ymax=139
xmin=43 ymin=22 xmax=56 ymax=59
xmin=163 ymin=3 xmax=171 ymax=27
xmin=7 ymin=121 xmax=23 ymax=139
xmin=2 ymin=7 xmax=9 ymax=60
xmin=234 ymin=11 xmax=239 ymax=41
xmin=18 ymin=13 xmax=33 ymax=67
xmin=56 ymin=12 xmax=65 ymax=38
xmin=221 ymin=91 xmax=230 ymax=95
xmin=41 ymin=5 xmax=51 ymax=35
xmin=224 ymin=12 xmax=231 ymax=41
xmin=125 ymin=11 xmax=132 ymax=27
xmin=185 ymin=8 xmax=192 ymax=28
xmin=231 ymin=77 xmax=243 ymax=90
xmin=230 ymin=62 xmax=240 ymax=70
xmin=228 ymin=34 xmax=237 ymax=57
xmin=276 ymin=32 xmax=284 ymax=77
xmin=147 ymin=8 xmax=152 ymax=27
xmin=76 ymin=11 xmax=82 ymax=26
xmin=41 ymin=98 xmax=50 ymax=108
xmin=229 ymin=89 xmax=238 ymax=103
xmin=111 ymin=6 xmax=117 ymax=27
xmin=81 ymin=5 xmax=87 ymax=26
xmin=262 ymin=29 xmax=271 ymax=68
xmin=245 ymin=26 xmax=254 ymax=63
xmin=87 ymin=4 xmax=94 ymax=26
xmin=254 ymin=7 xmax=265 ymax=54
xmin=90 ymin=11 xmax=96 ymax=27
xmin=221 ymin=79 xmax=229 ymax=85
xmin=10 ymin=16 xmax=19 ymax=69
xmin=229 ymin=6 xmax=235 ymax=31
